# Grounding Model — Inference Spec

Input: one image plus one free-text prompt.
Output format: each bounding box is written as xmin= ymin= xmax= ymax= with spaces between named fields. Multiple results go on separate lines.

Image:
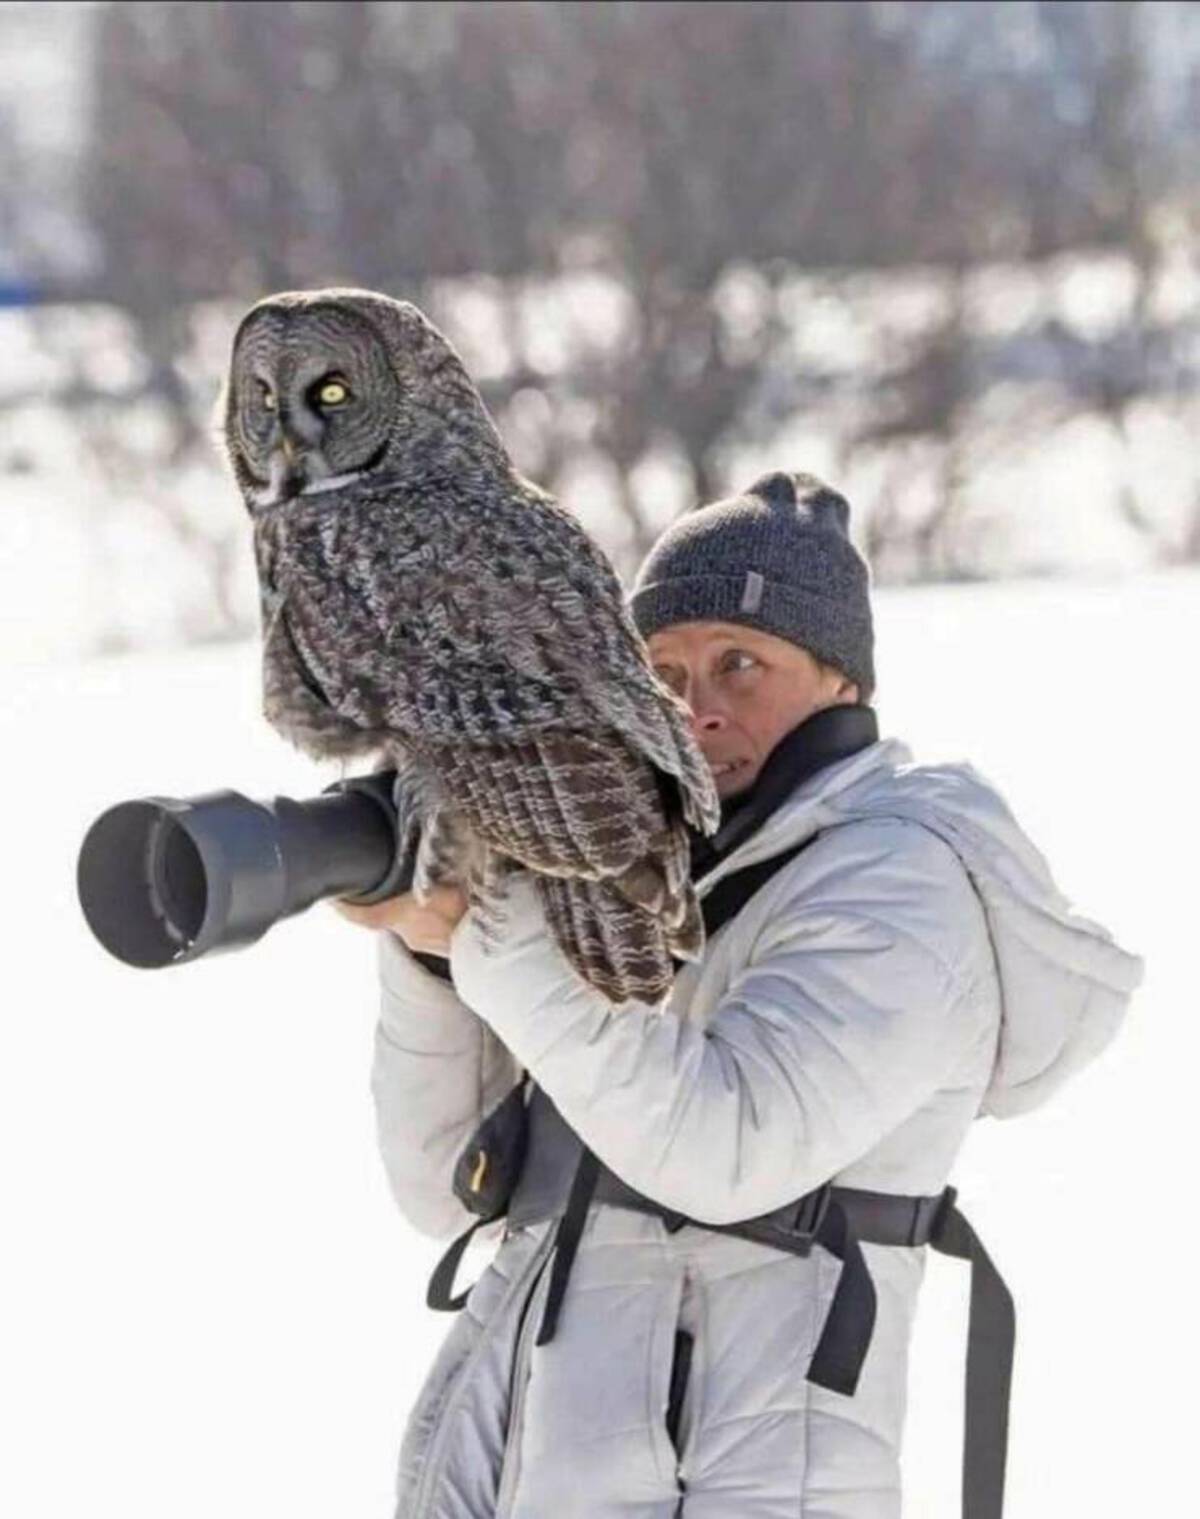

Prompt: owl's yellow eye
xmin=317 ymin=379 xmax=350 ymax=407
xmin=261 ymin=387 xmax=276 ymax=411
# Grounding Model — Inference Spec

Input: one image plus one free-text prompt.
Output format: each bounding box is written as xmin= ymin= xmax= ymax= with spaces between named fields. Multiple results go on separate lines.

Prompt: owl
xmin=219 ymin=288 xmax=719 ymax=1005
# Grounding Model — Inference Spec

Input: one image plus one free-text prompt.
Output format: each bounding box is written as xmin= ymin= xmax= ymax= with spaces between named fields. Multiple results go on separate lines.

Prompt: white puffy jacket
xmin=370 ymin=737 xmax=1142 ymax=1518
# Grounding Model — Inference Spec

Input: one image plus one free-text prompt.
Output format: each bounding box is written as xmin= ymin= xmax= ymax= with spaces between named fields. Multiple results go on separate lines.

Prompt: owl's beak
xmin=250 ymin=437 xmax=351 ymax=512
xmin=259 ymin=441 xmax=308 ymax=505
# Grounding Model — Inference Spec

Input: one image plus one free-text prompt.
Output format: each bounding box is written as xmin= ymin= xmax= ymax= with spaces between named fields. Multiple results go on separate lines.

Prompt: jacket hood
xmin=699 ymin=737 xmax=1145 ymax=1120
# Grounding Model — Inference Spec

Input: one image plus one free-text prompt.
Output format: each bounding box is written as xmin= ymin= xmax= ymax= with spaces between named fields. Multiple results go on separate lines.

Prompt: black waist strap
xmin=427 ymin=1086 xmax=1014 ymax=1519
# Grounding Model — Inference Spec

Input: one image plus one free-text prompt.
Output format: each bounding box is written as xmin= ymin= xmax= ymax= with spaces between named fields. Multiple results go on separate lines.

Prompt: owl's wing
xmin=537 ymin=505 xmax=720 ymax=834
xmin=575 ymin=591 xmax=720 ymax=837
xmin=427 ymin=724 xmax=685 ymax=918
xmin=398 ymin=510 xmax=719 ymax=839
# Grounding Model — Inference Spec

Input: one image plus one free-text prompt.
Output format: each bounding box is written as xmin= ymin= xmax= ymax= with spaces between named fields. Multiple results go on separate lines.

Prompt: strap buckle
xmin=924 ymin=1184 xmax=958 ymax=1245
xmin=778 ymin=1182 xmax=832 ymax=1249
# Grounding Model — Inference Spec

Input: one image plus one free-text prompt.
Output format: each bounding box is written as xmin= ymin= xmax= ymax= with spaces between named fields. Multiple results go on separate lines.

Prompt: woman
xmin=336 ymin=472 xmax=1142 ymax=1518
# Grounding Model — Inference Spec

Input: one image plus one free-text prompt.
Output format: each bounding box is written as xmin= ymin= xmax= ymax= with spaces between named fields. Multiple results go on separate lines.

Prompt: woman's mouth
xmin=710 ymin=758 xmax=750 ymax=780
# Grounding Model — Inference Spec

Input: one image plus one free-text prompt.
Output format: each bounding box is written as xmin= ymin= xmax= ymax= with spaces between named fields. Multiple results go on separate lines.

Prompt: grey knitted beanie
xmin=629 ymin=471 xmax=875 ymax=700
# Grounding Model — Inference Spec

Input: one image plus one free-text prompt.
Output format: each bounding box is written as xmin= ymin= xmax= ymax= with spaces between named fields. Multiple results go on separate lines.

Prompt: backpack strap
xmin=534 ymin=1145 xmax=601 ymax=1346
xmin=425 ymin=1215 xmax=494 ymax=1312
xmin=928 ymin=1195 xmax=1016 ymax=1519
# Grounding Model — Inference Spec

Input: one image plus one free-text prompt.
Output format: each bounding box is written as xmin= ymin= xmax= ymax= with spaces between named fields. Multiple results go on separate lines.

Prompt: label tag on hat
xmin=740 ymin=570 xmax=765 ymax=614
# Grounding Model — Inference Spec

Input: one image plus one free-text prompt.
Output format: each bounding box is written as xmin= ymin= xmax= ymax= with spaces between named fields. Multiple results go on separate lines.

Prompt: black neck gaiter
xmin=688 ymin=703 xmax=879 ymax=879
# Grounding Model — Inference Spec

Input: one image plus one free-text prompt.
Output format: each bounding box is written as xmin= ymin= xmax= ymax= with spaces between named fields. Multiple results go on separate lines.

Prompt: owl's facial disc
xmin=232 ymin=306 xmax=399 ymax=510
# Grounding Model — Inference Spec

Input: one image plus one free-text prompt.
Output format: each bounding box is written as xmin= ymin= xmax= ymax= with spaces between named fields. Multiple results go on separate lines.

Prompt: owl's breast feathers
xmin=254 ymin=473 xmax=716 ymax=831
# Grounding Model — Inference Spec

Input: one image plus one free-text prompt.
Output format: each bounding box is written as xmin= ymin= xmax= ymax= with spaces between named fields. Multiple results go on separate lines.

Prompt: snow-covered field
xmin=4 ymin=249 xmax=1200 ymax=665
xmin=2 ymin=567 xmax=1195 ymax=1517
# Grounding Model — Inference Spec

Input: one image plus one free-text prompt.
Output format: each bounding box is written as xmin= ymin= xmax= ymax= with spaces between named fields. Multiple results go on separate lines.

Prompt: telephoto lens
xmin=77 ymin=770 xmax=412 ymax=969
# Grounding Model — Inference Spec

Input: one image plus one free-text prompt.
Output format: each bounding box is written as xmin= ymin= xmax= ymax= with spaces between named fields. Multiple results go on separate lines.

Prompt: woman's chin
xmin=715 ymin=763 xmax=759 ymax=799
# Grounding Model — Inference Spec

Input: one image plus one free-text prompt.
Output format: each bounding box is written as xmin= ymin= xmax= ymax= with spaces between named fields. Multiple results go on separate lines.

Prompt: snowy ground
xmin=2 ymin=567 xmax=1195 ymax=1517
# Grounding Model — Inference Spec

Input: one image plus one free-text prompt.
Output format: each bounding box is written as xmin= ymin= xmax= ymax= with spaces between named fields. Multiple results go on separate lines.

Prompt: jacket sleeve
xmin=447 ymin=819 xmax=993 ymax=1225
xmin=370 ymin=929 xmax=523 ymax=1241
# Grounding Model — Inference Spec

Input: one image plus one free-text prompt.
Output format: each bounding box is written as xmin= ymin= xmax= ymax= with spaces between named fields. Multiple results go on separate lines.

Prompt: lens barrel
xmin=77 ymin=771 xmax=410 ymax=968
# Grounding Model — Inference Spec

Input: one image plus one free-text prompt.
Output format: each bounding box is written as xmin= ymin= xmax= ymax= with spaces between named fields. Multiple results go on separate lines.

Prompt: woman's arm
xmin=332 ymin=890 xmax=521 ymax=1242
xmin=370 ymin=930 xmax=523 ymax=1241
xmin=448 ymin=818 xmax=993 ymax=1225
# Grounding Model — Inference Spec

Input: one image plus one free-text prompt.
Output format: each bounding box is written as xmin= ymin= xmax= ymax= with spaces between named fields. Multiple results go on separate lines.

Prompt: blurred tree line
xmin=25 ymin=0 xmax=1200 ymax=639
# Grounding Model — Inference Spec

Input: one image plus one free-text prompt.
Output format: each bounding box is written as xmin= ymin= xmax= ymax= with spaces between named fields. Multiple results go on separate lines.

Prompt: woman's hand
xmin=329 ymin=885 xmax=469 ymax=956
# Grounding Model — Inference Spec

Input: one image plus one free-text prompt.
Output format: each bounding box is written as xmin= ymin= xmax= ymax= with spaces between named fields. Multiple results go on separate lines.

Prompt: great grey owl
xmin=219 ymin=288 xmax=719 ymax=1006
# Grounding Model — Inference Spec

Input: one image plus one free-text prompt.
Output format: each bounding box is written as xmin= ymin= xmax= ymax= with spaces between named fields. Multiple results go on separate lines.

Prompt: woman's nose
xmin=693 ymin=710 xmax=727 ymax=735
xmin=686 ymin=686 xmax=728 ymax=734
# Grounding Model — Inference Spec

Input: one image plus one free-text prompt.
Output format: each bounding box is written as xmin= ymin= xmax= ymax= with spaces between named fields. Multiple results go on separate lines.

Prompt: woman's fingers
xmin=329 ymin=886 xmax=469 ymax=954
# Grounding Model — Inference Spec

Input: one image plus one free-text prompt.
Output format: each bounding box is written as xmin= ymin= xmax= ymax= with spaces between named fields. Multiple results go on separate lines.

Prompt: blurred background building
xmin=2 ymin=0 xmax=1199 ymax=658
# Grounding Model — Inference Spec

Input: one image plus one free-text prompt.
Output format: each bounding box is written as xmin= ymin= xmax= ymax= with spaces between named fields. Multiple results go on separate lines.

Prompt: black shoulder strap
xmin=700 ymin=835 xmax=818 ymax=938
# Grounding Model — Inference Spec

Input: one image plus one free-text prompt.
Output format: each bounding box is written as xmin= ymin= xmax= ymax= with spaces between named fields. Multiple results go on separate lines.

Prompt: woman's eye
xmin=316 ymin=378 xmax=350 ymax=407
xmin=721 ymin=649 xmax=758 ymax=675
xmin=653 ymin=665 xmax=686 ymax=694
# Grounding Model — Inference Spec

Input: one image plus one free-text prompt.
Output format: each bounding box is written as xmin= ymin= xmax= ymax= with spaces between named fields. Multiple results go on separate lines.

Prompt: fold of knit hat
xmin=629 ymin=470 xmax=875 ymax=699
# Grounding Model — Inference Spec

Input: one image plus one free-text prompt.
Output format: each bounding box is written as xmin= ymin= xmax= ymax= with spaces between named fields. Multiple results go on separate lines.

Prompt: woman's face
xmin=646 ymin=620 xmax=860 ymax=800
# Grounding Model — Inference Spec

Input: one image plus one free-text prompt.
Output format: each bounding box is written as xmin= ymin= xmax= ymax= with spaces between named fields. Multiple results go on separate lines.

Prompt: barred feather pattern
xmin=222 ymin=288 xmax=719 ymax=1005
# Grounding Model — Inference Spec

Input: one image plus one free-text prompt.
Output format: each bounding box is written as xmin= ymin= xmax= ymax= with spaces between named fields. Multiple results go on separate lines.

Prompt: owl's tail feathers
xmin=535 ymin=872 xmax=704 ymax=1008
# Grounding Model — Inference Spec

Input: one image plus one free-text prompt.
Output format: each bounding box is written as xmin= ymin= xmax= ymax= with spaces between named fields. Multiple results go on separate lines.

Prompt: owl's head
xmin=220 ymin=288 xmax=505 ymax=513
